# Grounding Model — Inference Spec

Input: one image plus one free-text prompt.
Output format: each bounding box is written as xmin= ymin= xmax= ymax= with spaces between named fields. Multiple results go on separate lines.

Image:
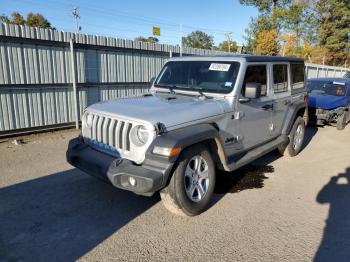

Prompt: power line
xmin=47 ymin=0 xmax=244 ymax=40
xmin=10 ymin=0 xmax=245 ymax=44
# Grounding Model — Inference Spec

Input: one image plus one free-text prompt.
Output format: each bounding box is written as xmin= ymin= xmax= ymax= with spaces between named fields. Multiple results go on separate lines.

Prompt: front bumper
xmin=309 ymin=107 xmax=346 ymax=126
xmin=66 ymin=137 xmax=170 ymax=196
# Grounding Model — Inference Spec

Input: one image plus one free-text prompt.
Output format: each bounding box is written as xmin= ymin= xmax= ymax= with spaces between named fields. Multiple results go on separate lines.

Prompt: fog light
xmin=128 ymin=177 xmax=137 ymax=187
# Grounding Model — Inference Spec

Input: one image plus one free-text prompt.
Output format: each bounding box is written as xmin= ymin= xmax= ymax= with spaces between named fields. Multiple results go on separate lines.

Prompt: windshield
xmin=307 ymin=82 xmax=346 ymax=96
xmin=154 ymin=61 xmax=240 ymax=94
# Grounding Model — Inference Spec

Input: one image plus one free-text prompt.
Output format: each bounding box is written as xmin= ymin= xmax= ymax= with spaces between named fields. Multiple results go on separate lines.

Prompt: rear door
xmin=271 ymin=63 xmax=291 ymax=136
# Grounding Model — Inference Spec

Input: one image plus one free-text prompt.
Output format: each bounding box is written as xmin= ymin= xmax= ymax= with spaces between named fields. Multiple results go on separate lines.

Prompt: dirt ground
xmin=0 ymin=125 xmax=350 ymax=262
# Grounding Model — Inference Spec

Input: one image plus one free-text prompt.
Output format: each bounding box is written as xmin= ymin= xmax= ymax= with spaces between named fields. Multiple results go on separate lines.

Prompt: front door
xmin=234 ymin=64 xmax=275 ymax=151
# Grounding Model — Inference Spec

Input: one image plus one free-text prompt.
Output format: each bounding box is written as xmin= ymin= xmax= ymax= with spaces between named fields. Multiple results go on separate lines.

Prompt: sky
xmin=0 ymin=0 xmax=259 ymax=46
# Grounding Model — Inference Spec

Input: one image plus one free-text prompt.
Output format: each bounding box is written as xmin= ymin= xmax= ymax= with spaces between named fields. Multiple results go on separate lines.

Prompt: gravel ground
xmin=0 ymin=125 xmax=350 ymax=262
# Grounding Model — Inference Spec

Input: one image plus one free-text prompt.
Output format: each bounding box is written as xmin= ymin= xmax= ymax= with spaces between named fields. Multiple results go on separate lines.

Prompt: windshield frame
xmin=153 ymin=60 xmax=241 ymax=95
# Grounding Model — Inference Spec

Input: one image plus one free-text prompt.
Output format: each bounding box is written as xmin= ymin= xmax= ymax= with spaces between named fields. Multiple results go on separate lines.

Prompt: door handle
xmin=262 ymin=104 xmax=274 ymax=111
xmin=283 ymin=100 xmax=291 ymax=105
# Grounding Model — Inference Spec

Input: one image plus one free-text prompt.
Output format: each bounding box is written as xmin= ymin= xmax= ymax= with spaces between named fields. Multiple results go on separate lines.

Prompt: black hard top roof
xmin=171 ymin=54 xmax=304 ymax=63
xmin=242 ymin=54 xmax=304 ymax=63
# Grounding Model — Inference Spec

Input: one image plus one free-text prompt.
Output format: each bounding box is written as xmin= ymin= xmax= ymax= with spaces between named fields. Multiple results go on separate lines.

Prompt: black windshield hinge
xmin=155 ymin=122 xmax=168 ymax=135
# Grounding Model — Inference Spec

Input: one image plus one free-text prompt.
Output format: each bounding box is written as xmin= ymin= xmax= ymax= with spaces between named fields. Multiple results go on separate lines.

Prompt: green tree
xmin=0 ymin=14 xmax=10 ymax=24
xmin=277 ymin=2 xmax=317 ymax=44
xmin=239 ymin=0 xmax=282 ymax=13
xmin=147 ymin=37 xmax=159 ymax=43
xmin=11 ymin=12 xmax=25 ymax=25
xmin=239 ymin=0 xmax=288 ymax=28
xmin=182 ymin=31 xmax=214 ymax=50
xmin=316 ymin=0 xmax=350 ymax=65
xmin=0 ymin=11 xmax=53 ymax=28
xmin=26 ymin=12 xmax=52 ymax=28
xmin=240 ymin=0 xmax=350 ymax=65
xmin=241 ymin=0 xmax=317 ymax=50
xmin=134 ymin=36 xmax=159 ymax=43
xmin=254 ymin=29 xmax=279 ymax=55
xmin=218 ymin=40 xmax=238 ymax=53
xmin=280 ymin=33 xmax=298 ymax=56
xmin=244 ymin=14 xmax=276 ymax=54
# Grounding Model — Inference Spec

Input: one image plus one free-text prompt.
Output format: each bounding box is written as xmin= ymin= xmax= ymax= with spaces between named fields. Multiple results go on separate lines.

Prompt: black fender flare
xmin=147 ymin=123 xmax=223 ymax=159
xmin=282 ymin=101 xmax=307 ymax=135
xmin=145 ymin=122 xmax=227 ymax=166
xmin=144 ymin=123 xmax=228 ymax=187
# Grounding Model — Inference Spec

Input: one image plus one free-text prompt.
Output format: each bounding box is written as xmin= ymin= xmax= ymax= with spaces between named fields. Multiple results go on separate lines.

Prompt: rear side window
xmin=291 ymin=63 xmax=305 ymax=89
xmin=243 ymin=65 xmax=267 ymax=97
xmin=273 ymin=64 xmax=288 ymax=93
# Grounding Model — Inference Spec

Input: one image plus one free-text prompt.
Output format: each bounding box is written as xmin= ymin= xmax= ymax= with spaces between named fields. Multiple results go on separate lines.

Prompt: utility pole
xmin=71 ymin=7 xmax=81 ymax=128
xmin=72 ymin=7 xmax=81 ymax=33
xmin=70 ymin=39 xmax=79 ymax=129
xmin=225 ymin=32 xmax=232 ymax=53
xmin=179 ymin=24 xmax=183 ymax=57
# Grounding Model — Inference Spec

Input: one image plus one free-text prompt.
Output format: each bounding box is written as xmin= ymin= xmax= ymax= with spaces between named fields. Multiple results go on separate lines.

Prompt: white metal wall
xmin=305 ymin=63 xmax=349 ymax=79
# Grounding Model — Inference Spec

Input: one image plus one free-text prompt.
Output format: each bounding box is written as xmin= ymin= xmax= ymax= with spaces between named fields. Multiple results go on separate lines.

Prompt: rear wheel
xmin=160 ymin=144 xmax=215 ymax=216
xmin=278 ymin=116 xmax=305 ymax=157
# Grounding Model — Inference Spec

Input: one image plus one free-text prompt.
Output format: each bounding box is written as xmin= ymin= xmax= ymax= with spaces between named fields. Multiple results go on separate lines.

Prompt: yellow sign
xmin=153 ymin=27 xmax=160 ymax=36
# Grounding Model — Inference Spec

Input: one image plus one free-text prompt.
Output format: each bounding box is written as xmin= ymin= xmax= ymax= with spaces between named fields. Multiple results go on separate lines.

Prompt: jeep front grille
xmin=86 ymin=114 xmax=133 ymax=153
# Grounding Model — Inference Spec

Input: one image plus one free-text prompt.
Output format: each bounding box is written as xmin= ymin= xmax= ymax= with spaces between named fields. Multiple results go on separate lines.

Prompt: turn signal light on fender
xmin=153 ymin=146 xmax=182 ymax=157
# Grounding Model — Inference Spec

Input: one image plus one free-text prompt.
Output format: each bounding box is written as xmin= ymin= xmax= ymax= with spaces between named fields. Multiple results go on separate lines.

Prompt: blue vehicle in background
xmin=307 ymin=78 xmax=350 ymax=130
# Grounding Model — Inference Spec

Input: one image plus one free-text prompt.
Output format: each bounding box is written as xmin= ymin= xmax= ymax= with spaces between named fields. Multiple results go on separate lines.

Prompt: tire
xmin=336 ymin=112 xmax=348 ymax=130
xmin=160 ymin=144 xmax=216 ymax=216
xmin=278 ymin=116 xmax=305 ymax=157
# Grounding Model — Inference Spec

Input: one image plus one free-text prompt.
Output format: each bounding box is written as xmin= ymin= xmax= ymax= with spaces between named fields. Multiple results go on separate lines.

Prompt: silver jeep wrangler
xmin=67 ymin=55 xmax=308 ymax=216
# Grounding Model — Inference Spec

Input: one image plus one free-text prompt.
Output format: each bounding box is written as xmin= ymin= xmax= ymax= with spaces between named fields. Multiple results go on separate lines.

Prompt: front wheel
xmin=337 ymin=111 xmax=348 ymax=130
xmin=160 ymin=144 xmax=216 ymax=216
xmin=278 ymin=116 xmax=305 ymax=157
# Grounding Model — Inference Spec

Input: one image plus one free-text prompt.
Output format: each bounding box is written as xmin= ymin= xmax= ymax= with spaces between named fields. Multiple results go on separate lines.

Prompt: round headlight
xmin=136 ymin=125 xmax=149 ymax=144
xmin=131 ymin=125 xmax=149 ymax=146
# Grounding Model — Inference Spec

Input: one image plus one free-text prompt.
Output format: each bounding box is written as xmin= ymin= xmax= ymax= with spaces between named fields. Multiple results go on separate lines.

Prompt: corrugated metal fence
xmin=305 ymin=63 xmax=350 ymax=78
xmin=0 ymin=23 xmax=349 ymax=136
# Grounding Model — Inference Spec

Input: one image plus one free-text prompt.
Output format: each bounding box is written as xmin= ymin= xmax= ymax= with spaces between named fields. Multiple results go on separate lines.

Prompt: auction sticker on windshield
xmin=209 ymin=63 xmax=231 ymax=72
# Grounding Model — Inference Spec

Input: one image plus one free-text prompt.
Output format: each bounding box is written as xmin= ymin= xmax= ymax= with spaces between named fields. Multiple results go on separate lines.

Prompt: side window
xmin=273 ymin=64 xmax=288 ymax=93
xmin=243 ymin=65 xmax=267 ymax=97
xmin=291 ymin=63 xmax=305 ymax=89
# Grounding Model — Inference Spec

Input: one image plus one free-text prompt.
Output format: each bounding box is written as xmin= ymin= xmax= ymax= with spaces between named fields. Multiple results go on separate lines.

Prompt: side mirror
xmin=238 ymin=97 xmax=251 ymax=103
xmin=244 ymin=82 xmax=261 ymax=99
xmin=149 ymin=76 xmax=156 ymax=87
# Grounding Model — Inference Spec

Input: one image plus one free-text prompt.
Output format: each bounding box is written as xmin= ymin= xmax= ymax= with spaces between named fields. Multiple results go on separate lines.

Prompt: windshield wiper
xmin=154 ymin=84 xmax=178 ymax=94
xmin=191 ymin=86 xmax=211 ymax=99
xmin=155 ymin=84 xmax=211 ymax=99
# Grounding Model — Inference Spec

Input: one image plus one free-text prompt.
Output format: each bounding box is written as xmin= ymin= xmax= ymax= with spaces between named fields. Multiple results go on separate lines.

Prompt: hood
xmin=87 ymin=93 xmax=227 ymax=129
xmin=308 ymin=94 xmax=348 ymax=110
